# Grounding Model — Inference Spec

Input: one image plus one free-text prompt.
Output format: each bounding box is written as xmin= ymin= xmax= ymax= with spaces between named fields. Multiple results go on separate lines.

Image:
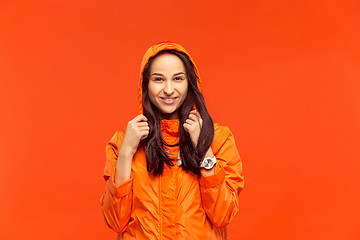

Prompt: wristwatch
xmin=200 ymin=156 xmax=217 ymax=170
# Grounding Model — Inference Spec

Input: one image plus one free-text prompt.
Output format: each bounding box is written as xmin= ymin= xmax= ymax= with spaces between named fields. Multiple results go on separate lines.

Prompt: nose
xmin=163 ymin=80 xmax=174 ymax=95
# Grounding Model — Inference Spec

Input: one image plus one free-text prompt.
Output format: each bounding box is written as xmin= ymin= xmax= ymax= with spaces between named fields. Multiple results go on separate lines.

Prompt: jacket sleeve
xmin=100 ymin=131 xmax=133 ymax=233
xmin=199 ymin=126 xmax=244 ymax=228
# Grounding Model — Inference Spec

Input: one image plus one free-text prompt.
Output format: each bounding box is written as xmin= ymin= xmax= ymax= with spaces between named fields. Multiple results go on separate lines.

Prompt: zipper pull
xmin=177 ymin=150 xmax=182 ymax=166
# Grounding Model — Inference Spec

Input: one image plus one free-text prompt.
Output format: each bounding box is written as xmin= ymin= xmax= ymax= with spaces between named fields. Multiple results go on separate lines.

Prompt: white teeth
xmin=161 ymin=97 xmax=176 ymax=101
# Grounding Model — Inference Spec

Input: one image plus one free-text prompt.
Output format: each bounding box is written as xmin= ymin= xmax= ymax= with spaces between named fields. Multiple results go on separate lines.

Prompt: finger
xmin=183 ymin=123 xmax=190 ymax=132
xmin=185 ymin=118 xmax=196 ymax=125
xmin=188 ymin=114 xmax=202 ymax=127
xmin=133 ymin=114 xmax=148 ymax=122
xmin=140 ymin=131 xmax=149 ymax=140
xmin=138 ymin=126 xmax=150 ymax=131
xmin=139 ymin=130 xmax=149 ymax=137
xmin=191 ymin=110 xmax=202 ymax=121
xmin=135 ymin=122 xmax=149 ymax=127
xmin=139 ymin=126 xmax=149 ymax=135
xmin=188 ymin=114 xmax=199 ymax=123
xmin=199 ymin=118 xmax=203 ymax=127
xmin=193 ymin=110 xmax=203 ymax=128
xmin=189 ymin=110 xmax=201 ymax=121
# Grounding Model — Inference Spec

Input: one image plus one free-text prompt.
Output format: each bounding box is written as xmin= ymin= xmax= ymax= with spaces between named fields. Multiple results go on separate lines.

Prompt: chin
xmin=157 ymin=104 xmax=178 ymax=114
xmin=159 ymin=109 xmax=179 ymax=119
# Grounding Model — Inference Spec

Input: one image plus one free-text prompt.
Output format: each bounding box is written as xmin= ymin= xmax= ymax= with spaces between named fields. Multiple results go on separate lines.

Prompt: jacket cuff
xmin=106 ymin=167 xmax=133 ymax=198
xmin=199 ymin=162 xmax=226 ymax=188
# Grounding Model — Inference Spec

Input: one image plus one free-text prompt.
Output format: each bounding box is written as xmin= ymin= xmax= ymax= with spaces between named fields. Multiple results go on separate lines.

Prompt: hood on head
xmin=138 ymin=42 xmax=201 ymax=114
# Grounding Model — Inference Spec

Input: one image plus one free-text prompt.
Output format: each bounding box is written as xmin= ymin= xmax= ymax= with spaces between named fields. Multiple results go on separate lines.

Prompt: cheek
xmin=147 ymin=83 xmax=157 ymax=99
xmin=182 ymin=82 xmax=189 ymax=97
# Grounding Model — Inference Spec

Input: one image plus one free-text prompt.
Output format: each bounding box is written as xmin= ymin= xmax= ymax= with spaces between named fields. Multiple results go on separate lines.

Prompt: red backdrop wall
xmin=1 ymin=0 xmax=359 ymax=239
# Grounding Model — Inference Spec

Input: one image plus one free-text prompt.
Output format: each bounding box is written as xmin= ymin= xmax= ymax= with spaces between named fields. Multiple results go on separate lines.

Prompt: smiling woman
xmin=100 ymin=42 xmax=244 ymax=240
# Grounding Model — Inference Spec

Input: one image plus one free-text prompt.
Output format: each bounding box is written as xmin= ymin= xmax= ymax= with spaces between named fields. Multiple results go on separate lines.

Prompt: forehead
xmin=150 ymin=53 xmax=186 ymax=73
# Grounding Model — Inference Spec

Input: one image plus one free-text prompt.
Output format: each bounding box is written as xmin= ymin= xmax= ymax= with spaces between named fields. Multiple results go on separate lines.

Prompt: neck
xmin=160 ymin=111 xmax=179 ymax=120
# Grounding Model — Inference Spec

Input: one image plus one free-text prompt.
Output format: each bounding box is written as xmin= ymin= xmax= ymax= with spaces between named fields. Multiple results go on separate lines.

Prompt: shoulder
xmin=213 ymin=122 xmax=232 ymax=140
xmin=212 ymin=123 xmax=236 ymax=154
xmin=107 ymin=129 xmax=126 ymax=149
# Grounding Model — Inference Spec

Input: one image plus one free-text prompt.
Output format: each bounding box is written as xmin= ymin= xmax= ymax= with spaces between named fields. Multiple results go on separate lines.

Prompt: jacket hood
xmin=138 ymin=42 xmax=201 ymax=114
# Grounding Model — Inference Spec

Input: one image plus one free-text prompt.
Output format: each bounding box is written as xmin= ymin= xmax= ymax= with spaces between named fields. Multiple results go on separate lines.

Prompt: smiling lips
xmin=160 ymin=97 xmax=178 ymax=105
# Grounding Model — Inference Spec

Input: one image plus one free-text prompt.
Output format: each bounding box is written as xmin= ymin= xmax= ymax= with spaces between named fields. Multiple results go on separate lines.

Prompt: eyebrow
xmin=151 ymin=72 xmax=185 ymax=76
xmin=174 ymin=72 xmax=185 ymax=76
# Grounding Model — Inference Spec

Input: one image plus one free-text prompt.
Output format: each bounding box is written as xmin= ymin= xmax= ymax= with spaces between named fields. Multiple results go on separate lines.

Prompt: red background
xmin=1 ymin=0 xmax=359 ymax=239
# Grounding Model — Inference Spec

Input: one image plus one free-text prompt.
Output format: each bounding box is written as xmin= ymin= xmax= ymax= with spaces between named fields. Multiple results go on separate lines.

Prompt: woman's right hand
xmin=119 ymin=114 xmax=149 ymax=157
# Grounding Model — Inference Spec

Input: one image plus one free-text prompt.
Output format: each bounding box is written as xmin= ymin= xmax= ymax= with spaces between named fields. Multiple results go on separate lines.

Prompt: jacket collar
xmin=160 ymin=119 xmax=179 ymax=136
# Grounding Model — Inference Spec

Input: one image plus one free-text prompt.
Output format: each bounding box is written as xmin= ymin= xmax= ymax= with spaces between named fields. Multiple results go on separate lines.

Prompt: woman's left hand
xmin=183 ymin=110 xmax=203 ymax=148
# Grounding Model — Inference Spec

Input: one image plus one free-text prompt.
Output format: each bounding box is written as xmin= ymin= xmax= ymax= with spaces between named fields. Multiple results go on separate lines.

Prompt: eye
xmin=153 ymin=77 xmax=164 ymax=82
xmin=174 ymin=76 xmax=185 ymax=81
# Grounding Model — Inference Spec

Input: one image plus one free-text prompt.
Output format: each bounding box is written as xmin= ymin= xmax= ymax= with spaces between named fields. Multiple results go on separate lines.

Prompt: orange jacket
xmin=100 ymin=42 xmax=244 ymax=240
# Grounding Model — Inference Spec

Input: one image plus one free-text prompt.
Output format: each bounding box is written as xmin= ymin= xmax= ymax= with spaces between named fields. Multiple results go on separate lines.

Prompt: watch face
xmin=204 ymin=158 xmax=215 ymax=169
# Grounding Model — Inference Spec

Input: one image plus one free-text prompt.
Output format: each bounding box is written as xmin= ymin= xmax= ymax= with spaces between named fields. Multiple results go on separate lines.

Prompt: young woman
xmin=100 ymin=42 xmax=244 ymax=240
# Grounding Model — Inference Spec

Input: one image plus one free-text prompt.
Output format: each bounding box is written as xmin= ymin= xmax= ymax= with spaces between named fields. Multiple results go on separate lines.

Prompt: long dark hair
xmin=141 ymin=49 xmax=214 ymax=177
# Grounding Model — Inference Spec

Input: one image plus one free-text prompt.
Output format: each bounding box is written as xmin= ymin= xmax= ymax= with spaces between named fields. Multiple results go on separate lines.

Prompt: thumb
xmin=183 ymin=123 xmax=189 ymax=132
